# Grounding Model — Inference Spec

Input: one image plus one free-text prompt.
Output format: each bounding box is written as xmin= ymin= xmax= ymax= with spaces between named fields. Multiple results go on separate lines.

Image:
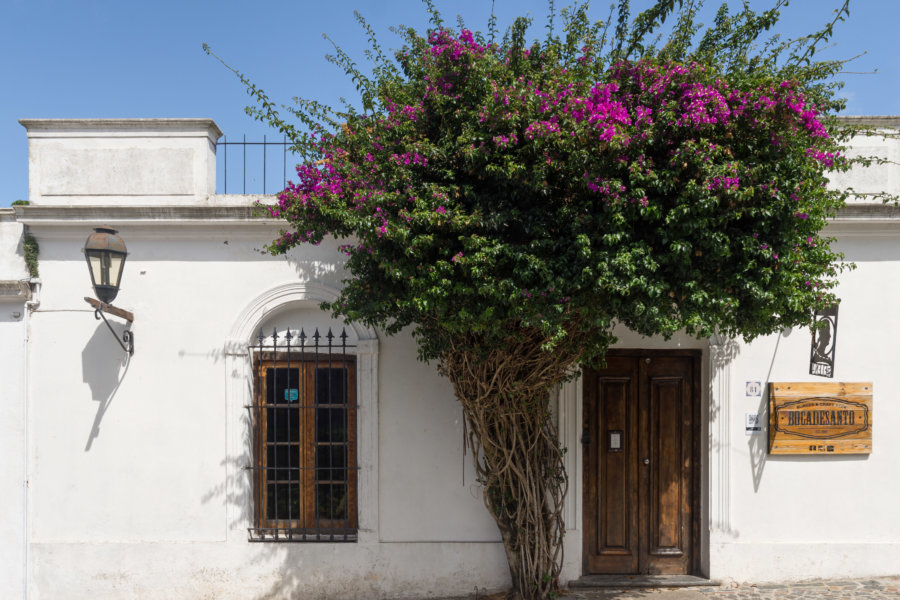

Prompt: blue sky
xmin=2 ymin=0 xmax=898 ymax=206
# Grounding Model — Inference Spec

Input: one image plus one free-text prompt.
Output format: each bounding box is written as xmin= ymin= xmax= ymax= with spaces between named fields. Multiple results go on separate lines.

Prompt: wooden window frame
xmin=251 ymin=354 xmax=358 ymax=541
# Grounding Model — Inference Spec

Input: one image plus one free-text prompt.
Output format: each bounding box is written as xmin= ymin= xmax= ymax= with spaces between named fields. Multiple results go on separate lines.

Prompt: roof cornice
xmin=12 ymin=201 xmax=900 ymax=238
xmin=12 ymin=204 xmax=281 ymax=240
xmin=14 ymin=204 xmax=267 ymax=224
xmin=835 ymin=115 xmax=900 ymax=128
xmin=18 ymin=118 xmax=223 ymax=141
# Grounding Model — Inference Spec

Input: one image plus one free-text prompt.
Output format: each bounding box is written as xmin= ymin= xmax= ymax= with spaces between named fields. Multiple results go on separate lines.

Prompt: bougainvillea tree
xmin=210 ymin=1 xmax=859 ymax=597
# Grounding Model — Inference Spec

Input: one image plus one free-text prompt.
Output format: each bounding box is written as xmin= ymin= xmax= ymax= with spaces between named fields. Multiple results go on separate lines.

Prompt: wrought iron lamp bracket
xmin=94 ymin=307 xmax=134 ymax=355
xmin=85 ymin=297 xmax=135 ymax=355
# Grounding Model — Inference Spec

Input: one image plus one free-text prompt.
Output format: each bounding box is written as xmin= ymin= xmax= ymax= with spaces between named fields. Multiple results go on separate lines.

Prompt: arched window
xmin=226 ymin=282 xmax=379 ymax=544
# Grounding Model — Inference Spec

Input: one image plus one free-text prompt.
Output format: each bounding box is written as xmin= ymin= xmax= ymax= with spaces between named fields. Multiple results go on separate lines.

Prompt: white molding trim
xmin=19 ymin=118 xmax=223 ymax=141
xmin=13 ymin=205 xmax=281 ymax=242
xmin=226 ymin=281 xmax=378 ymax=351
xmin=835 ymin=115 xmax=900 ymax=127
xmin=558 ymin=374 xmax=581 ymax=531
xmin=16 ymin=205 xmax=264 ymax=224
xmin=0 ymin=280 xmax=32 ymax=303
xmin=224 ymin=280 xmax=380 ymax=544
xmin=708 ymin=334 xmax=739 ymax=536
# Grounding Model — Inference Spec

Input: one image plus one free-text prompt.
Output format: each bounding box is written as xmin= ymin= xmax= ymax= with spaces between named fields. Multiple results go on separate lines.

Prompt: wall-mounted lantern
xmin=83 ymin=227 xmax=134 ymax=355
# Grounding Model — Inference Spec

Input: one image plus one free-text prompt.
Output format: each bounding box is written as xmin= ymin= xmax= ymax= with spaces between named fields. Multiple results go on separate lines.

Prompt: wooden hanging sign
xmin=768 ymin=382 xmax=872 ymax=455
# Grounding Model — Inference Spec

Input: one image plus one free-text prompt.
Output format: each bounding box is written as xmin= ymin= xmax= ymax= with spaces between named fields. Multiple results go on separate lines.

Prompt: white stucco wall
xmin=7 ymin=117 xmax=900 ymax=598
xmin=706 ymin=220 xmax=900 ymax=583
xmin=19 ymin=219 xmax=508 ymax=599
xmin=0 ymin=210 xmax=29 ymax=600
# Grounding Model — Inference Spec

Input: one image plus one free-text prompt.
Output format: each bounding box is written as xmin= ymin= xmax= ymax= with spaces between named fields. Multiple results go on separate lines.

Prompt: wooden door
xmin=583 ymin=351 xmax=700 ymax=575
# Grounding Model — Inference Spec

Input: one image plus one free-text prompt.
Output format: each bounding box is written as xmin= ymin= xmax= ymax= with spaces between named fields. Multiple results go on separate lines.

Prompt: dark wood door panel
xmin=649 ymin=377 xmax=685 ymax=553
xmin=599 ymin=377 xmax=632 ymax=552
xmin=584 ymin=356 xmax=640 ymax=574
xmin=584 ymin=351 xmax=699 ymax=576
xmin=644 ymin=361 xmax=693 ymax=574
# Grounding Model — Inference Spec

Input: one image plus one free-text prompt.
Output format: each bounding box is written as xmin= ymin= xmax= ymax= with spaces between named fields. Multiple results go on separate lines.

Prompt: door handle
xmin=643 ymin=458 xmax=650 ymax=465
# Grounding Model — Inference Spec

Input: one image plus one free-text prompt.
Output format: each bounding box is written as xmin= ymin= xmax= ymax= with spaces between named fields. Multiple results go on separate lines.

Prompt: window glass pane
xmin=315 ymin=445 xmax=347 ymax=482
xmin=266 ymin=368 xmax=301 ymax=405
xmin=267 ymin=483 xmax=301 ymax=521
xmin=316 ymin=407 xmax=346 ymax=443
xmin=267 ymin=407 xmax=299 ymax=443
xmin=315 ymin=368 xmax=347 ymax=405
xmin=266 ymin=368 xmax=300 ymax=443
xmin=315 ymin=483 xmax=348 ymax=520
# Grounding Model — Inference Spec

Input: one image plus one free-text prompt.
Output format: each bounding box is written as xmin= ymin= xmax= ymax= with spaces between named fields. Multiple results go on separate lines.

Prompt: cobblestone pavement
xmin=557 ymin=577 xmax=900 ymax=599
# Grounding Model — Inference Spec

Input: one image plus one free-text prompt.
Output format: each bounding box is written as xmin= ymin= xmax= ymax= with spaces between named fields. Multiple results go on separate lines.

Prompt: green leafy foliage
xmin=218 ymin=4 xmax=868 ymax=597
xmin=23 ymin=232 xmax=39 ymax=279
xmin=248 ymin=1 xmax=853 ymax=366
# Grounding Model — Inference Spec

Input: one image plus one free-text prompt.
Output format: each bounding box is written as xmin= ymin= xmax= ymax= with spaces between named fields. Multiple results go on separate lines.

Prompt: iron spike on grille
xmin=326 ymin=327 xmax=334 ymax=347
xmin=257 ymin=328 xmax=265 ymax=345
xmin=299 ymin=328 xmax=307 ymax=346
xmin=272 ymin=327 xmax=279 ymax=346
xmin=285 ymin=329 xmax=293 ymax=346
xmin=313 ymin=328 xmax=321 ymax=347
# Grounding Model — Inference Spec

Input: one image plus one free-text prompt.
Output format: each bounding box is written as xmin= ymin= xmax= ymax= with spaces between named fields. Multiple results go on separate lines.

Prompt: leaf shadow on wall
xmin=81 ymin=319 xmax=132 ymax=451
xmin=197 ymin=411 xmax=315 ymax=600
xmin=747 ymin=329 xmax=789 ymax=492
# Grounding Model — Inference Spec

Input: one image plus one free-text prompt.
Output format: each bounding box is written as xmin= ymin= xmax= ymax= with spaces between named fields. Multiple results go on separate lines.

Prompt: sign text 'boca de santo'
xmin=768 ymin=382 xmax=872 ymax=455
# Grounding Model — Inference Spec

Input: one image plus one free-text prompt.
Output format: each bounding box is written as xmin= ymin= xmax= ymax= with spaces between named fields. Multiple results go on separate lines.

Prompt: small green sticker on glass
xmin=285 ymin=389 xmax=299 ymax=402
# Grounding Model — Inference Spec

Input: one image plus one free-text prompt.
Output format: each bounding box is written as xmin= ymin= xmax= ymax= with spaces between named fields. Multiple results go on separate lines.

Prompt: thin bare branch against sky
xmin=1 ymin=0 xmax=897 ymax=206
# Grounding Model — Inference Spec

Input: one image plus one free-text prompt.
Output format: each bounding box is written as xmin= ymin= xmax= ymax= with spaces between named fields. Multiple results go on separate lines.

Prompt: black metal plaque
xmin=809 ymin=303 xmax=839 ymax=378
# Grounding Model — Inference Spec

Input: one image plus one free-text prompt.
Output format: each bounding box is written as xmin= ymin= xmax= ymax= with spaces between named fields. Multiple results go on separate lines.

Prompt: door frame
xmin=581 ymin=348 xmax=703 ymax=576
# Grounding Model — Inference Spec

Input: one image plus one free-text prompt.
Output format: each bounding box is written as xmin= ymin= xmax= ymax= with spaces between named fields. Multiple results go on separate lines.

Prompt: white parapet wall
xmin=19 ymin=119 xmax=222 ymax=206
xmin=830 ymin=116 xmax=900 ymax=203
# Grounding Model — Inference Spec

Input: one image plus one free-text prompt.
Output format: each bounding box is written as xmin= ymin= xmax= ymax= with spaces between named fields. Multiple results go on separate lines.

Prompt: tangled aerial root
xmin=440 ymin=327 xmax=584 ymax=600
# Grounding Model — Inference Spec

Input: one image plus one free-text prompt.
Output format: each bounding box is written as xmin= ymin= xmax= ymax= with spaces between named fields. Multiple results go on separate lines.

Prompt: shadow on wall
xmin=746 ymin=328 xmax=789 ymax=492
xmin=199 ymin=420 xmax=303 ymax=598
xmin=283 ymin=250 xmax=341 ymax=286
xmin=198 ymin=416 xmax=379 ymax=600
xmin=748 ymin=386 xmax=769 ymax=494
xmin=81 ymin=319 xmax=132 ymax=451
xmin=708 ymin=335 xmax=739 ymax=455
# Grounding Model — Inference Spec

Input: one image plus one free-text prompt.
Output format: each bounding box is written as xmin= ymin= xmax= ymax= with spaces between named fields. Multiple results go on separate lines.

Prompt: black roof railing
xmin=216 ymin=135 xmax=293 ymax=195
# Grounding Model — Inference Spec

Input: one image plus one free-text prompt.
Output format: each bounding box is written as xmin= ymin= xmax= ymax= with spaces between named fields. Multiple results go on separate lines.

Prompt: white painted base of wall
xmin=710 ymin=541 xmax=900 ymax=583
xmin=30 ymin=541 xmax=511 ymax=600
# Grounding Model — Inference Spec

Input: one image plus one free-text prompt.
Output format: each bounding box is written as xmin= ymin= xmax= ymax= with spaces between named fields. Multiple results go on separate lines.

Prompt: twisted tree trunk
xmin=440 ymin=329 xmax=582 ymax=600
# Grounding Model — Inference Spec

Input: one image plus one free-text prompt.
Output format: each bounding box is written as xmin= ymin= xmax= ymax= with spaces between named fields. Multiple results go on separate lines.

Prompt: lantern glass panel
xmin=108 ymin=253 xmax=125 ymax=288
xmin=88 ymin=253 xmax=103 ymax=287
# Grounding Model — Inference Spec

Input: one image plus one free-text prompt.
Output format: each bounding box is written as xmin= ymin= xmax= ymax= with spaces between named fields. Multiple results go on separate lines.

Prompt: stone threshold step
xmin=569 ymin=575 xmax=719 ymax=589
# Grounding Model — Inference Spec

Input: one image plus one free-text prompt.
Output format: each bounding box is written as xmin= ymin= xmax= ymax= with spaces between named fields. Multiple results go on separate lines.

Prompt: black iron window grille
xmin=247 ymin=327 xmax=358 ymax=542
